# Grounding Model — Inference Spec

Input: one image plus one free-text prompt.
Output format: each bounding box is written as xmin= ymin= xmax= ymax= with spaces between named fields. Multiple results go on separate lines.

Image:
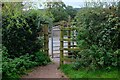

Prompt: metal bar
xmin=52 ymin=41 xmax=60 ymax=43
xmin=53 ymin=49 xmax=59 ymax=51
xmin=53 ymin=52 xmax=60 ymax=53
xmin=53 ymin=45 xmax=60 ymax=47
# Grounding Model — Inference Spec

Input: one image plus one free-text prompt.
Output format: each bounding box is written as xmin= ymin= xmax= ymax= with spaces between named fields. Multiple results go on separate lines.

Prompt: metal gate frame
xmin=50 ymin=21 xmax=80 ymax=66
xmin=51 ymin=26 xmax=60 ymax=58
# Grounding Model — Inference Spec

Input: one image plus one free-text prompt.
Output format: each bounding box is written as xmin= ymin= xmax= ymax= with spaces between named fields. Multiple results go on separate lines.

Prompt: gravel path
xmin=22 ymin=58 xmax=67 ymax=79
xmin=22 ymin=36 xmax=69 ymax=79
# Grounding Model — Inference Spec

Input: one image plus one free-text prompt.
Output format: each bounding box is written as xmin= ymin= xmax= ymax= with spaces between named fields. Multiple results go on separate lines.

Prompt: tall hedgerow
xmin=74 ymin=2 xmax=120 ymax=70
xmin=2 ymin=3 xmax=52 ymax=58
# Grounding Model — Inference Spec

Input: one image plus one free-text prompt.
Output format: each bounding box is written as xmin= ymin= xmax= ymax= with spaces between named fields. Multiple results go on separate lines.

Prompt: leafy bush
xmin=74 ymin=3 xmax=120 ymax=70
xmin=2 ymin=3 xmax=51 ymax=79
xmin=73 ymin=45 xmax=119 ymax=70
xmin=76 ymin=7 xmax=120 ymax=50
xmin=2 ymin=12 xmax=41 ymax=58
xmin=2 ymin=3 xmax=52 ymax=58
xmin=32 ymin=51 xmax=51 ymax=66
xmin=2 ymin=46 xmax=50 ymax=79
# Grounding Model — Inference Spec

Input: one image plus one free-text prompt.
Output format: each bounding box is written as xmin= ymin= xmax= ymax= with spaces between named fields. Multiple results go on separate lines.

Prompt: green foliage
xmin=60 ymin=64 xmax=119 ymax=78
xmin=2 ymin=46 xmax=50 ymax=79
xmin=74 ymin=3 xmax=120 ymax=70
xmin=2 ymin=3 xmax=51 ymax=58
xmin=46 ymin=2 xmax=68 ymax=22
xmin=2 ymin=14 xmax=41 ymax=58
xmin=2 ymin=3 xmax=51 ymax=79
xmin=66 ymin=6 xmax=77 ymax=19
xmin=76 ymin=7 xmax=120 ymax=49
xmin=30 ymin=51 xmax=51 ymax=66
xmin=46 ymin=2 xmax=77 ymax=22
xmin=73 ymin=45 xmax=119 ymax=70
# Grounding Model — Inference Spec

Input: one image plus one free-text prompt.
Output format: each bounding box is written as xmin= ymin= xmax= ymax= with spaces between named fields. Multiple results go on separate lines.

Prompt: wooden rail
xmin=60 ymin=27 xmax=79 ymax=30
xmin=60 ymin=25 xmax=80 ymax=66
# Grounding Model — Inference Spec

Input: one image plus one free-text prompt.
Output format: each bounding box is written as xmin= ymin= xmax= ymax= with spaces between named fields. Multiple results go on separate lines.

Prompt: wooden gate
xmin=60 ymin=23 xmax=80 ymax=66
xmin=41 ymin=23 xmax=80 ymax=68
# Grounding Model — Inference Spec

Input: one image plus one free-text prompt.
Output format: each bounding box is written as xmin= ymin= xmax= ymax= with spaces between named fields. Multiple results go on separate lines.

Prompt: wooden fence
xmin=60 ymin=25 xmax=80 ymax=66
xmin=41 ymin=23 xmax=80 ymax=66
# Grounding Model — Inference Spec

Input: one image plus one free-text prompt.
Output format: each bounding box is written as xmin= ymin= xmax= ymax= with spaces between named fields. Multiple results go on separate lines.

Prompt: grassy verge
xmin=60 ymin=64 xmax=119 ymax=79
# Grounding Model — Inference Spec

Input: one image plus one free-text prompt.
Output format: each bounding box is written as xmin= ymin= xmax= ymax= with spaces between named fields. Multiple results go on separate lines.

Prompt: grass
xmin=60 ymin=64 xmax=119 ymax=79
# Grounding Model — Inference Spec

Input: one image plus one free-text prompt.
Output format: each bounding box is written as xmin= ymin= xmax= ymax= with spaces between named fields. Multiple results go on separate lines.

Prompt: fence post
xmin=44 ymin=24 xmax=49 ymax=56
xmin=60 ymin=25 xmax=64 ymax=66
xmin=51 ymin=26 xmax=54 ymax=58
xmin=68 ymin=16 xmax=72 ymax=56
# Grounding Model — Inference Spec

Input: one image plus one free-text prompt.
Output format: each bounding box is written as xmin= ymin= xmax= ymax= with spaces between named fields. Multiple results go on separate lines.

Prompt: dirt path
xmin=22 ymin=58 xmax=67 ymax=78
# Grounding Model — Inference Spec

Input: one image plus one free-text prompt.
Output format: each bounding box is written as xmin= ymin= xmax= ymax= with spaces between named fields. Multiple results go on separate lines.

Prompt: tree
xmin=45 ymin=1 xmax=68 ymax=22
xmin=66 ymin=6 xmax=77 ymax=19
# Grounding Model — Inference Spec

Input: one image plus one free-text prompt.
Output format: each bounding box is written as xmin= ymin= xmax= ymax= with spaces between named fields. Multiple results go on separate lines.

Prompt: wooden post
xmin=51 ymin=26 xmax=54 ymax=58
xmin=68 ymin=16 xmax=72 ymax=56
xmin=44 ymin=24 xmax=49 ymax=56
xmin=60 ymin=25 xmax=64 ymax=66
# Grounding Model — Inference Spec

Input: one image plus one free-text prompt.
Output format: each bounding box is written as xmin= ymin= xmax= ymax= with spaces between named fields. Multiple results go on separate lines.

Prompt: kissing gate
xmin=59 ymin=24 xmax=80 ymax=66
xmin=50 ymin=21 xmax=80 ymax=66
xmin=42 ymin=22 xmax=80 ymax=66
